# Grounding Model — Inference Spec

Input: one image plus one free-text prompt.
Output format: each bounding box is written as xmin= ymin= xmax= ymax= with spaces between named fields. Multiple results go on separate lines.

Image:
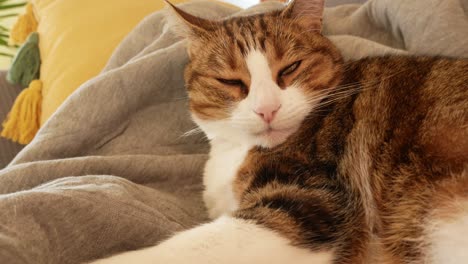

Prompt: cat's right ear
xmin=281 ymin=0 xmax=325 ymax=31
xmin=164 ymin=0 xmax=217 ymax=38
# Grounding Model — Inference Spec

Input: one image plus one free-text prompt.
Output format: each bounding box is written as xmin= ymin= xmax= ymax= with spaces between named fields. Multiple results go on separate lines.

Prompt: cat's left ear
xmin=165 ymin=0 xmax=218 ymax=38
xmin=281 ymin=0 xmax=325 ymax=32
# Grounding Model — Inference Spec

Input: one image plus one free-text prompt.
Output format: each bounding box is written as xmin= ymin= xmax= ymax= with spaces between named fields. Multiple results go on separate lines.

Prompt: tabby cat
xmin=93 ymin=0 xmax=468 ymax=263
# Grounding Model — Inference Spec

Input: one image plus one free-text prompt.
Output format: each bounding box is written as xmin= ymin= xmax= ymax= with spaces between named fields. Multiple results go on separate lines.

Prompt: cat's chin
xmin=252 ymin=127 xmax=296 ymax=148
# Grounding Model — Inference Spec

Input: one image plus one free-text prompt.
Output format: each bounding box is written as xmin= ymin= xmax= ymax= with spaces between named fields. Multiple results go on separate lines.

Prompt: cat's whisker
xmin=180 ymin=127 xmax=205 ymax=138
xmin=314 ymin=93 xmax=360 ymax=110
xmin=171 ymin=96 xmax=189 ymax=102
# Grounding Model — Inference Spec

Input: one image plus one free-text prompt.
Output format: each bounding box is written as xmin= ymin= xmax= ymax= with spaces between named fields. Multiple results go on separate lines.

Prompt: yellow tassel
xmin=9 ymin=3 xmax=38 ymax=46
xmin=1 ymin=80 xmax=42 ymax=145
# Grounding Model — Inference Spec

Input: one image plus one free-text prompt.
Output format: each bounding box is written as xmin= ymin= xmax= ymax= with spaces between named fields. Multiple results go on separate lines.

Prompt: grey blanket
xmin=1 ymin=0 xmax=467 ymax=263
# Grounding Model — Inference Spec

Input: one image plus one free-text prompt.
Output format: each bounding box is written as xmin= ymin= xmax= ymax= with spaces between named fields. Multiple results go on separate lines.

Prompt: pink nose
xmin=254 ymin=104 xmax=281 ymax=123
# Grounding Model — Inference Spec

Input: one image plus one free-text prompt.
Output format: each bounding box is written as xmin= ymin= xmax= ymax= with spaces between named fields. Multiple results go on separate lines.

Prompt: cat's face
xmin=171 ymin=0 xmax=343 ymax=148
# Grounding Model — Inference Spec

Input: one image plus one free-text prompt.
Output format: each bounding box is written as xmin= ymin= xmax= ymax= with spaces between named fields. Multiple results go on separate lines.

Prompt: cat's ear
xmin=281 ymin=0 xmax=325 ymax=31
xmin=165 ymin=0 xmax=217 ymax=38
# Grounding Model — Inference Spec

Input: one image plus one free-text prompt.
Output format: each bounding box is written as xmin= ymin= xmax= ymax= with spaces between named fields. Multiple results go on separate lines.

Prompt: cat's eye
xmin=217 ymin=78 xmax=245 ymax=87
xmin=279 ymin=61 xmax=302 ymax=77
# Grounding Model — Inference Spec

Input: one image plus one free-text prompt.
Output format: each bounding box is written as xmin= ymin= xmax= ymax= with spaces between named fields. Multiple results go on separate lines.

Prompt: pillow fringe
xmin=1 ymin=80 xmax=42 ymax=145
xmin=9 ymin=3 xmax=38 ymax=46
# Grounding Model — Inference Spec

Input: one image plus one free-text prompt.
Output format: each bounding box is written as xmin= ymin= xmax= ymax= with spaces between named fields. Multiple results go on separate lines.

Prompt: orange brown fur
xmin=232 ymin=56 xmax=468 ymax=263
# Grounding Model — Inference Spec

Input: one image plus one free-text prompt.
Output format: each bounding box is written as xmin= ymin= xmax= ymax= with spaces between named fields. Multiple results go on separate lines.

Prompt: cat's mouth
xmin=250 ymin=126 xmax=297 ymax=147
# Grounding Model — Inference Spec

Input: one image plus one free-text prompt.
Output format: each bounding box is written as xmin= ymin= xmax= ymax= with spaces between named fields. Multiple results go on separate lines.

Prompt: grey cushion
xmin=0 ymin=71 xmax=24 ymax=168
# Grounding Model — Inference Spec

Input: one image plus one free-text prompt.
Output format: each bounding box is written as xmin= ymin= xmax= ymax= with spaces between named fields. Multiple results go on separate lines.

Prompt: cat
xmin=91 ymin=0 xmax=468 ymax=263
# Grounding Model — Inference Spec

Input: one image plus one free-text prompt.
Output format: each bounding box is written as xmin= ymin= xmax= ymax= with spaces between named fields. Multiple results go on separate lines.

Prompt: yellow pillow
xmin=31 ymin=0 xmax=187 ymax=125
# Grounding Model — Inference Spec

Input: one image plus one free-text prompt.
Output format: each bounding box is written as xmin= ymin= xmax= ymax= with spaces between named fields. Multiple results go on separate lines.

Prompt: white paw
xmin=203 ymin=189 xmax=238 ymax=219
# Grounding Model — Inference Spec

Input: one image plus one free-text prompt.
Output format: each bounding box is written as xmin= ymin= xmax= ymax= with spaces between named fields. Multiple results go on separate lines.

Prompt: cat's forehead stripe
xmin=236 ymin=39 xmax=246 ymax=55
xmin=258 ymin=16 xmax=268 ymax=33
xmin=223 ymin=15 xmax=272 ymax=53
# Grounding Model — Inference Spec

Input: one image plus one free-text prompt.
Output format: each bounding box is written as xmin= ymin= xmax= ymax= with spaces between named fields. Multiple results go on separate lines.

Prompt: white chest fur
xmin=203 ymin=139 xmax=252 ymax=219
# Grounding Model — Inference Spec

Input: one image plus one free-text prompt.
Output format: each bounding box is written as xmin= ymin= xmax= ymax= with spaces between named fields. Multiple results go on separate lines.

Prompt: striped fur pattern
xmin=170 ymin=0 xmax=468 ymax=263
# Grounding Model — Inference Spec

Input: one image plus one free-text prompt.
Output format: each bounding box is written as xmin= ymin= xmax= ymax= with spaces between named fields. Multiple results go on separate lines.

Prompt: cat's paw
xmin=206 ymin=203 xmax=227 ymax=219
xmin=203 ymin=189 xmax=238 ymax=219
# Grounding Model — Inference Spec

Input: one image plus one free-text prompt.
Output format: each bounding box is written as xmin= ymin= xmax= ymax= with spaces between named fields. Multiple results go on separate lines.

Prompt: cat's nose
xmin=254 ymin=104 xmax=281 ymax=123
